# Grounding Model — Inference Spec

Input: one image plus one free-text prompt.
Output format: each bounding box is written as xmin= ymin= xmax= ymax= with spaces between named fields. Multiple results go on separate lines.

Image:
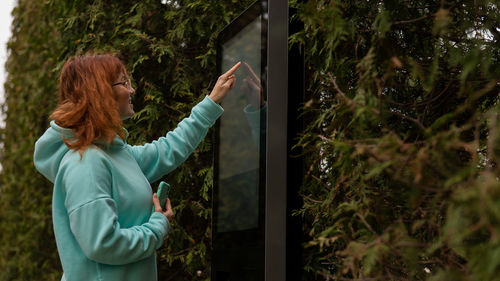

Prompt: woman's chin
xmin=120 ymin=105 xmax=135 ymax=120
xmin=121 ymin=112 xmax=135 ymax=120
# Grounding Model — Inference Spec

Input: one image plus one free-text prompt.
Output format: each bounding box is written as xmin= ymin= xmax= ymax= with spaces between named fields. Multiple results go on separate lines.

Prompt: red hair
xmin=50 ymin=54 xmax=127 ymax=153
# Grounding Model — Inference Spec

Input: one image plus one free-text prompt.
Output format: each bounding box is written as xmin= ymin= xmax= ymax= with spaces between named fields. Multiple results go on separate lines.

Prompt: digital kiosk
xmin=212 ymin=0 xmax=303 ymax=280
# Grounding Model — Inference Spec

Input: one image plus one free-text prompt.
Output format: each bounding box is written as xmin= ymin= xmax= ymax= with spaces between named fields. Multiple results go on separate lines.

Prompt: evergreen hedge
xmin=0 ymin=0 xmax=499 ymax=280
xmin=292 ymin=0 xmax=500 ymax=280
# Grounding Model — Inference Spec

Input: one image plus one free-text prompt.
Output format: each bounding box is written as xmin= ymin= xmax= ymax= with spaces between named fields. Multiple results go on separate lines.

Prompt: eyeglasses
xmin=112 ymin=79 xmax=132 ymax=90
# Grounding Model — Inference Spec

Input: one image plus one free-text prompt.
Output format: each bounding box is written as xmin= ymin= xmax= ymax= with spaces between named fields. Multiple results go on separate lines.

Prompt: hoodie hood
xmin=34 ymin=121 xmax=127 ymax=183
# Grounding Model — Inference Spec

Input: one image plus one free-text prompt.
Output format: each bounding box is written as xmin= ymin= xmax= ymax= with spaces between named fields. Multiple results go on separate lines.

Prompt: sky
xmin=0 ymin=0 xmax=16 ymax=126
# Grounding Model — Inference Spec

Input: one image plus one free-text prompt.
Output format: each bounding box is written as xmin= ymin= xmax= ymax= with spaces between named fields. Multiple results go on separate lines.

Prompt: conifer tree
xmin=1 ymin=0 xmax=499 ymax=280
xmin=291 ymin=0 xmax=500 ymax=280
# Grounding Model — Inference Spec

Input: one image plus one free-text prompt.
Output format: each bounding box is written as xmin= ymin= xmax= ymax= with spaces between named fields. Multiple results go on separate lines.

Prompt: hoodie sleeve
xmin=127 ymin=96 xmax=223 ymax=182
xmin=62 ymin=151 xmax=169 ymax=265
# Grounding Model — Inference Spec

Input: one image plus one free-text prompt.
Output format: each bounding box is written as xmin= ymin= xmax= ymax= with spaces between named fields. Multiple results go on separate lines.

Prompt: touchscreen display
xmin=216 ymin=15 xmax=266 ymax=233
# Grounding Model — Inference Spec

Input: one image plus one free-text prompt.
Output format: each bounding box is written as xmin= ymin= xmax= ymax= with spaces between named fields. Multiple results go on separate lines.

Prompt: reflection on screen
xmin=217 ymin=16 xmax=266 ymax=233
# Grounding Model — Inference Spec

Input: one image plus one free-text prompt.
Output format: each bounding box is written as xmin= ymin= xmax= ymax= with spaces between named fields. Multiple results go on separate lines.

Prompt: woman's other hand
xmin=209 ymin=62 xmax=241 ymax=103
xmin=152 ymin=193 xmax=174 ymax=222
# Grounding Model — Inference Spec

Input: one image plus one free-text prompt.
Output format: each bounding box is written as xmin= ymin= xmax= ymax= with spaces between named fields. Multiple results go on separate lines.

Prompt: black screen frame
xmin=212 ymin=1 xmax=268 ymax=279
xmin=212 ymin=1 xmax=304 ymax=280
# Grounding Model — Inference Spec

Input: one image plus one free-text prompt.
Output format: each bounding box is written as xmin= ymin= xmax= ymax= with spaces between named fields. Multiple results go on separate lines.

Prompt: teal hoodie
xmin=34 ymin=96 xmax=223 ymax=281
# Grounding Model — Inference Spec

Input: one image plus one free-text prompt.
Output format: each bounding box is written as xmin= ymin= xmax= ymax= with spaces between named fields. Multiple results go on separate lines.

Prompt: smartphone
xmin=152 ymin=181 xmax=170 ymax=213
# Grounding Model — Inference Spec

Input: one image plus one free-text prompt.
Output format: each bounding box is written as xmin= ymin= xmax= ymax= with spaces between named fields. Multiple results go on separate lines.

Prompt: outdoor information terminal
xmin=212 ymin=0 xmax=303 ymax=280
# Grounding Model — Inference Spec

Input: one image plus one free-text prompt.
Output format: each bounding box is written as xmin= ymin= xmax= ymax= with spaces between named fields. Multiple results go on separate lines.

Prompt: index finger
xmin=223 ymin=61 xmax=242 ymax=77
xmin=165 ymin=198 xmax=172 ymax=211
xmin=243 ymin=62 xmax=259 ymax=84
xmin=152 ymin=193 xmax=162 ymax=212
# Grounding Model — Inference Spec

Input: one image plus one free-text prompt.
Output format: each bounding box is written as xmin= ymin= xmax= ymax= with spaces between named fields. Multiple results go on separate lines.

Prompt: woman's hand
xmin=152 ymin=193 xmax=174 ymax=222
xmin=241 ymin=62 xmax=264 ymax=109
xmin=209 ymin=62 xmax=241 ymax=103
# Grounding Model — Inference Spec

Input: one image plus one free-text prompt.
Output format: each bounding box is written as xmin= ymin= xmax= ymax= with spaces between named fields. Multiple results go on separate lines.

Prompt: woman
xmin=33 ymin=54 xmax=240 ymax=281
